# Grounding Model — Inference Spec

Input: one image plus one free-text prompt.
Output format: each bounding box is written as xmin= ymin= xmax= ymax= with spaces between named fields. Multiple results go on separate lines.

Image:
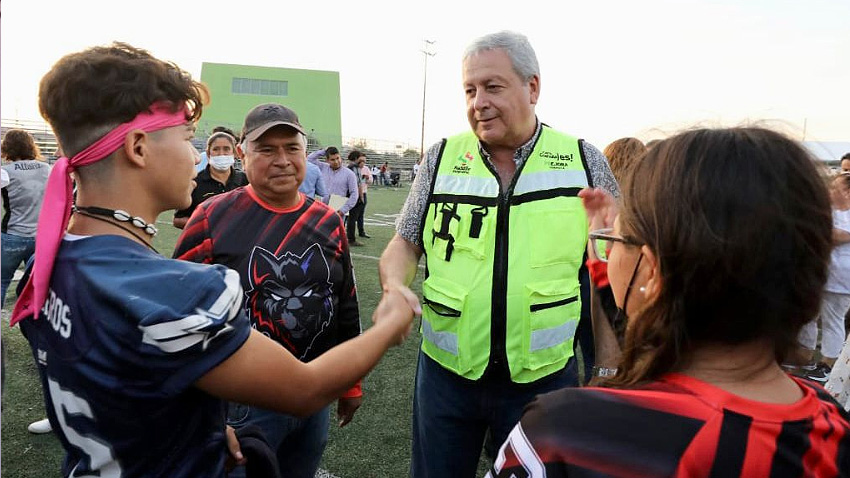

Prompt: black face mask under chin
xmin=613 ymin=253 xmax=644 ymax=336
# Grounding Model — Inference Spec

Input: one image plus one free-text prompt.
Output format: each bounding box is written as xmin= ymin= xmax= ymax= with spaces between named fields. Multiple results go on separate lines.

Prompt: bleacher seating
xmin=1 ymin=119 xmax=423 ymax=180
xmin=1 ymin=120 xmax=61 ymax=160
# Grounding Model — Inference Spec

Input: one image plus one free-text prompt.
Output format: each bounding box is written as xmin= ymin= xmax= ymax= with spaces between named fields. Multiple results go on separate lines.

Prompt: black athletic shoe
xmin=804 ymin=362 xmax=832 ymax=383
xmin=359 ymin=233 xmax=371 ymax=238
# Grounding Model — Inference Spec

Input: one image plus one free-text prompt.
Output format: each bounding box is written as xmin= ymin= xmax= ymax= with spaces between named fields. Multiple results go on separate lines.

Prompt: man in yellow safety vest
xmin=379 ymin=31 xmax=620 ymax=477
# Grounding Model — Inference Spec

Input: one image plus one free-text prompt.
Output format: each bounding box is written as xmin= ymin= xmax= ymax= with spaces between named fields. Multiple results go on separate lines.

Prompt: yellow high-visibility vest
xmin=420 ymin=126 xmax=590 ymax=383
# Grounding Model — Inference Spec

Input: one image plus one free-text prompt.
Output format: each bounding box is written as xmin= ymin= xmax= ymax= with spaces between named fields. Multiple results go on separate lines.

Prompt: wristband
xmin=586 ymin=258 xmax=610 ymax=288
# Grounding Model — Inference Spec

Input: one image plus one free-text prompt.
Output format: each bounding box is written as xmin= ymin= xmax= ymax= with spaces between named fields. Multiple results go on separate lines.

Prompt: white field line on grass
xmin=316 ymin=469 xmax=341 ymax=478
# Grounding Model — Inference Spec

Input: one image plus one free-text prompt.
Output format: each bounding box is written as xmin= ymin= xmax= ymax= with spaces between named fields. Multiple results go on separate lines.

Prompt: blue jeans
xmin=1 ymin=233 xmax=35 ymax=308
xmin=410 ymin=351 xmax=578 ymax=478
xmin=228 ymin=404 xmax=330 ymax=478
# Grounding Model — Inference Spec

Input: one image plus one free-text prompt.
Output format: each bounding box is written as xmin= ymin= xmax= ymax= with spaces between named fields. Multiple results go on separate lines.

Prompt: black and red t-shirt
xmin=489 ymin=374 xmax=850 ymax=478
xmin=173 ymin=186 xmax=360 ymax=368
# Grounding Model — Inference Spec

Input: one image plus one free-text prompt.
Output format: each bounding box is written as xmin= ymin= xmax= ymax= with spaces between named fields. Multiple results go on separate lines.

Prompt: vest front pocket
xmin=522 ymin=206 xmax=587 ymax=269
xmin=522 ymin=279 xmax=580 ymax=371
xmin=420 ymin=275 xmax=472 ymax=374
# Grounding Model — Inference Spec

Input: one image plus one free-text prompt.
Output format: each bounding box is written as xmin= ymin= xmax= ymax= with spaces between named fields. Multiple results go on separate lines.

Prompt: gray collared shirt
xmin=396 ymin=120 xmax=619 ymax=247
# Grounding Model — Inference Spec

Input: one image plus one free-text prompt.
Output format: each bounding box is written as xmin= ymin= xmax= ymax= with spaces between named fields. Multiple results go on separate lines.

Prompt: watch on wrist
xmin=592 ymin=366 xmax=618 ymax=378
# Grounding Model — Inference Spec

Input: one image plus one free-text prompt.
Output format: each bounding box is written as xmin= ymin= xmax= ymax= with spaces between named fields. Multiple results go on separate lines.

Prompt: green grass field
xmin=0 ymin=185 xmax=490 ymax=477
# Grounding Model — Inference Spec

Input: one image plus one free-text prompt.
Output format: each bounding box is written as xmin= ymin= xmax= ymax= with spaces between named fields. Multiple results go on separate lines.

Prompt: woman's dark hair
xmin=348 ymin=150 xmax=365 ymax=162
xmin=1 ymin=129 xmax=42 ymax=161
xmin=206 ymin=132 xmax=236 ymax=153
xmin=603 ymin=137 xmax=646 ymax=183
xmin=608 ymin=127 xmax=832 ymax=388
xmin=38 ymin=42 xmax=208 ymax=157
xmin=211 ymin=125 xmax=237 ymax=138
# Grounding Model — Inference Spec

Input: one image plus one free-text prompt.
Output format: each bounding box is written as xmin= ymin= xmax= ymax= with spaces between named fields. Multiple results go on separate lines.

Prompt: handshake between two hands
xmin=372 ymin=285 xmax=422 ymax=346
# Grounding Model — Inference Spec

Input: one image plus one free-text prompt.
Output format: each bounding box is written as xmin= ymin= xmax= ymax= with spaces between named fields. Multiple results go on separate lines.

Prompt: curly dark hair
xmin=1 ymin=129 xmax=41 ymax=161
xmin=38 ymin=42 xmax=208 ymax=157
xmin=607 ymin=127 xmax=832 ymax=388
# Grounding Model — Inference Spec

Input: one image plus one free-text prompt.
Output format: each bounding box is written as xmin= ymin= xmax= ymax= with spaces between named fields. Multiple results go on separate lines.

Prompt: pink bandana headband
xmin=11 ymin=102 xmax=190 ymax=326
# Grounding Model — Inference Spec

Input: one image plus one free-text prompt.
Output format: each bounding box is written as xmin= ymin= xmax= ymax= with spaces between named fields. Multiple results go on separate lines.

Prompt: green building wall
xmin=199 ymin=62 xmax=342 ymax=148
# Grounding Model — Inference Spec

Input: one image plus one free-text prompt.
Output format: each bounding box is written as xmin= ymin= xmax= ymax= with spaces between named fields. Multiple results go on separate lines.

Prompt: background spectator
xmin=173 ymin=131 xmax=247 ymax=229
xmin=603 ymin=137 xmax=647 ymax=184
xmin=793 ymin=173 xmax=850 ymax=382
xmin=1 ymin=129 xmax=51 ymax=308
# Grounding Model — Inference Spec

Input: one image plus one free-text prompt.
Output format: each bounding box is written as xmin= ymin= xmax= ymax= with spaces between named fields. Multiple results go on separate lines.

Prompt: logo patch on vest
xmin=452 ymin=151 xmax=475 ymax=174
xmin=540 ymin=151 xmax=574 ymax=170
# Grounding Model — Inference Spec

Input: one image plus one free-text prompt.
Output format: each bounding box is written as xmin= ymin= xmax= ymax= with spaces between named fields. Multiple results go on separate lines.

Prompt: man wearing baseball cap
xmin=174 ymin=103 xmax=364 ymax=478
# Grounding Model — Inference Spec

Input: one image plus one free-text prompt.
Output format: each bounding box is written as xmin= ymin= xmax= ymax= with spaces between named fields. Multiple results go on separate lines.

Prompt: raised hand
xmin=578 ymin=187 xmax=618 ymax=231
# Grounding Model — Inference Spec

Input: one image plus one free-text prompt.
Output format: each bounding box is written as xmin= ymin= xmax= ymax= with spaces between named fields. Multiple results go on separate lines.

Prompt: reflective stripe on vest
xmin=433 ymin=174 xmax=500 ymax=197
xmin=530 ymin=321 xmax=578 ymax=352
xmin=514 ymin=170 xmax=589 ymax=195
xmin=422 ymin=320 xmax=459 ymax=355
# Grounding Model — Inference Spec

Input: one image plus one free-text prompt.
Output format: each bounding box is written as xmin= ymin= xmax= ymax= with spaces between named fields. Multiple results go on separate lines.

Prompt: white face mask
xmin=209 ymin=154 xmax=235 ymax=171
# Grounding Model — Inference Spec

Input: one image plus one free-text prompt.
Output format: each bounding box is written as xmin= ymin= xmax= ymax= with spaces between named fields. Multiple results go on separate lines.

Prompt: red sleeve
xmin=585 ymin=258 xmax=609 ymax=288
xmin=173 ymin=204 xmax=214 ymax=263
xmin=341 ymin=380 xmax=363 ymax=398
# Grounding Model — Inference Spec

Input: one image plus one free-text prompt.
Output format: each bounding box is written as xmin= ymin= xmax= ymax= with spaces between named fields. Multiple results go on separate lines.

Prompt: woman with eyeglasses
xmin=487 ymin=128 xmax=850 ymax=478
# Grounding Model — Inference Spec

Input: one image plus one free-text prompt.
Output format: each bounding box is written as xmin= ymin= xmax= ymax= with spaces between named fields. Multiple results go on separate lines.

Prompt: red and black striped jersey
xmin=173 ymin=186 xmax=360 ymax=364
xmin=489 ymin=373 xmax=850 ymax=478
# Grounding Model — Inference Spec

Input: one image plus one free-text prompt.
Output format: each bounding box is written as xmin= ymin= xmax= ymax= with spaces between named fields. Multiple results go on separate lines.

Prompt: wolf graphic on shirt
xmin=245 ymin=244 xmax=334 ymax=359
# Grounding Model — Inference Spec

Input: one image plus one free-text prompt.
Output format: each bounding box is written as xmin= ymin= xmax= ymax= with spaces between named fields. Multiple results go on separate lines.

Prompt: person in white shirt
xmin=797 ymin=173 xmax=850 ymax=382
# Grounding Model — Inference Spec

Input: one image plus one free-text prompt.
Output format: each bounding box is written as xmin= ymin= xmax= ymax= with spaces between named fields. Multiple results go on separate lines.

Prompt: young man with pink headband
xmin=12 ymin=42 xmax=416 ymax=478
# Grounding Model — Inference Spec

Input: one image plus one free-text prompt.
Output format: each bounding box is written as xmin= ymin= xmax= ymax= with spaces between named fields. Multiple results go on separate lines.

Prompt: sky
xmin=2 ymin=0 xmax=848 ymax=153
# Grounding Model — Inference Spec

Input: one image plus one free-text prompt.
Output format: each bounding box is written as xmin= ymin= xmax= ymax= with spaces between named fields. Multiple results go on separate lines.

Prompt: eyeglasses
xmin=588 ymin=228 xmax=641 ymax=263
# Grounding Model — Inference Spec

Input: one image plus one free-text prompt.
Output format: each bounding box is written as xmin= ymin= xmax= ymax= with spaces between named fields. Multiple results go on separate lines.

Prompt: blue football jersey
xmin=19 ymin=235 xmax=251 ymax=477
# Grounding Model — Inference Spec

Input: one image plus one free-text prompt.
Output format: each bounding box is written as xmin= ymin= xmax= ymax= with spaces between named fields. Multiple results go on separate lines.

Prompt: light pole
xmin=420 ymin=40 xmax=436 ymax=163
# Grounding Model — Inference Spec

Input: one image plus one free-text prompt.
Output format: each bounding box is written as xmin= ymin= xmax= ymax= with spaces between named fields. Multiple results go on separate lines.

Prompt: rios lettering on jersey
xmin=41 ymin=288 xmax=72 ymax=339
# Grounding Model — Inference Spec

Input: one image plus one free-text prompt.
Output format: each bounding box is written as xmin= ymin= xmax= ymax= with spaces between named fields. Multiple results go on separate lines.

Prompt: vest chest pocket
xmin=429 ymin=203 xmax=491 ymax=262
xmin=429 ymin=203 xmax=461 ymax=262
xmin=523 ymin=279 xmax=580 ymax=370
xmin=521 ymin=206 xmax=587 ymax=269
xmin=421 ymin=275 xmax=471 ymax=372
xmin=453 ymin=205 xmax=492 ymax=260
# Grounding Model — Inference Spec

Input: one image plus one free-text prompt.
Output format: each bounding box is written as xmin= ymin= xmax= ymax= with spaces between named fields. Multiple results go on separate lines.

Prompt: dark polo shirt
xmin=174 ymin=166 xmax=248 ymax=219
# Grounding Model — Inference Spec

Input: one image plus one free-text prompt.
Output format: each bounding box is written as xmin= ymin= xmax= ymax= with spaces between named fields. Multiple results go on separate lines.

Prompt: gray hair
xmin=463 ymin=31 xmax=539 ymax=81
